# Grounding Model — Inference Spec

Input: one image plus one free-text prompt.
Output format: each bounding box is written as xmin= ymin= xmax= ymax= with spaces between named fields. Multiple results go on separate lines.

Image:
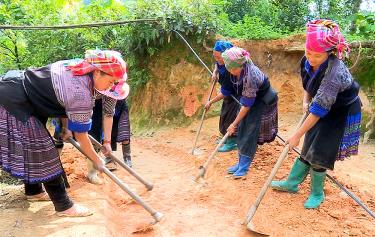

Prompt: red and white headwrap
xmin=67 ymin=49 xmax=129 ymax=100
xmin=306 ymin=19 xmax=350 ymax=59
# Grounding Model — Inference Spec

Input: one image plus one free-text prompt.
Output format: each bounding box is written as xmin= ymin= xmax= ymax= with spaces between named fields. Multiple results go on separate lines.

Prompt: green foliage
xmin=219 ymin=14 xmax=283 ymax=39
xmin=311 ymin=0 xmax=362 ymax=29
xmin=127 ymin=67 xmax=150 ymax=94
xmin=271 ymin=0 xmax=309 ymax=33
xmin=113 ymin=0 xmax=221 ymax=93
xmin=1 ymin=0 xmax=372 ymax=74
xmin=0 ymin=0 xmax=221 ymax=92
xmin=123 ymin=0 xmax=220 ymax=54
xmin=0 ymin=0 xmax=373 ymax=102
xmin=0 ymin=0 xmax=28 ymax=70
xmin=215 ymin=0 xmax=371 ymax=39
xmin=214 ymin=0 xmax=282 ymax=38
xmin=351 ymin=11 xmax=375 ymax=39
xmin=347 ymin=12 xmax=375 ymax=92
xmin=352 ymin=48 xmax=375 ymax=88
xmin=222 ymin=0 xmax=254 ymax=23
xmin=215 ymin=0 xmax=308 ymax=39
xmin=20 ymin=0 xmax=128 ymax=67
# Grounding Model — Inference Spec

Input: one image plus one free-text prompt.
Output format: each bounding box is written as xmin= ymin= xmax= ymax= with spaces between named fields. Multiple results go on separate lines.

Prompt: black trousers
xmin=24 ymin=175 xmax=73 ymax=212
xmin=89 ymin=99 xmax=127 ymax=151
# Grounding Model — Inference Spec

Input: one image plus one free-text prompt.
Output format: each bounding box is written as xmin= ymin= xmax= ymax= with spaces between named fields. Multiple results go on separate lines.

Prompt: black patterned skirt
xmin=115 ymin=100 xmax=131 ymax=142
xmin=219 ymin=96 xmax=241 ymax=137
xmin=90 ymin=99 xmax=131 ymax=151
xmin=301 ymin=98 xmax=361 ymax=170
xmin=0 ymin=76 xmax=63 ymax=184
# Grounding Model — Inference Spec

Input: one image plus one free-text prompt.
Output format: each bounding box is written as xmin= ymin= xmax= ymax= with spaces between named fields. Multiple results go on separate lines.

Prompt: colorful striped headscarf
xmin=222 ymin=47 xmax=251 ymax=70
xmin=306 ymin=19 xmax=350 ymax=59
xmin=99 ymin=78 xmax=130 ymax=100
xmin=67 ymin=49 xmax=127 ymax=79
xmin=213 ymin=40 xmax=234 ymax=53
xmin=67 ymin=49 xmax=129 ymax=100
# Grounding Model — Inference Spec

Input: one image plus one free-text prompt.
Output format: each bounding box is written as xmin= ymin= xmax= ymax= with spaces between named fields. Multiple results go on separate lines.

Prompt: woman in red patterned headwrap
xmin=0 ymin=49 xmax=128 ymax=217
xmin=271 ymin=20 xmax=361 ymax=209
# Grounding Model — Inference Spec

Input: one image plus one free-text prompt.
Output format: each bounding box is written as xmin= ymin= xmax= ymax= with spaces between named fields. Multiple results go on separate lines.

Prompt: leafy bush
xmin=219 ymin=14 xmax=283 ymax=39
xmin=0 ymin=0 xmax=373 ymax=92
xmin=350 ymin=11 xmax=375 ymax=39
xmin=0 ymin=0 xmax=221 ymax=92
xmin=352 ymin=49 xmax=375 ymax=88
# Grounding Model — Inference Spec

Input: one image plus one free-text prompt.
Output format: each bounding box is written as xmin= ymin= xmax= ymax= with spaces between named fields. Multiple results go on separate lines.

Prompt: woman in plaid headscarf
xmin=221 ymin=47 xmax=278 ymax=178
xmin=271 ymin=19 xmax=361 ymax=209
xmin=0 ymin=49 xmax=128 ymax=217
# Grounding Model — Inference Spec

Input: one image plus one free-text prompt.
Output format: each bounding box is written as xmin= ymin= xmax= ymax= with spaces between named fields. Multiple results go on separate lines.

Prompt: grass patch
xmin=0 ymin=171 xmax=22 ymax=186
xmin=361 ymin=110 xmax=375 ymax=139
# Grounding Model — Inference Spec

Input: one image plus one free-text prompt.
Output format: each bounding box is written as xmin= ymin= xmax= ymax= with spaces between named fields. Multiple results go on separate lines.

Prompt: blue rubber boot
xmin=227 ymin=154 xmax=240 ymax=174
xmin=271 ymin=158 xmax=310 ymax=193
xmin=218 ymin=137 xmax=237 ymax=152
xmin=304 ymin=169 xmax=326 ymax=209
xmin=233 ymin=154 xmax=253 ymax=178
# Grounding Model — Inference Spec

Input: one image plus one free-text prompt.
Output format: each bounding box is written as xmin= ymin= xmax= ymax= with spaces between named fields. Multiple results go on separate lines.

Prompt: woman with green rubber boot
xmin=271 ymin=20 xmax=361 ymax=209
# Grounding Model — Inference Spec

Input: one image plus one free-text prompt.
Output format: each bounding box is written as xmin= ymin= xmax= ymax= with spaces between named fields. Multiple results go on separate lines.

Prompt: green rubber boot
xmin=271 ymin=158 xmax=310 ymax=193
xmin=218 ymin=137 xmax=237 ymax=152
xmin=304 ymin=169 xmax=326 ymax=209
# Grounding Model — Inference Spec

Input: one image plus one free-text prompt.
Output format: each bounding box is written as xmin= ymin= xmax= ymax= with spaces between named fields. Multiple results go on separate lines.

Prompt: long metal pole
xmin=67 ymin=137 xmax=163 ymax=222
xmin=172 ymin=30 xmax=213 ymax=75
xmin=275 ymin=135 xmax=375 ymax=219
xmin=88 ymin=135 xmax=153 ymax=191
xmin=191 ymin=78 xmax=217 ymax=154
xmin=244 ymin=113 xmax=308 ymax=227
xmin=172 ymin=30 xmax=218 ymax=155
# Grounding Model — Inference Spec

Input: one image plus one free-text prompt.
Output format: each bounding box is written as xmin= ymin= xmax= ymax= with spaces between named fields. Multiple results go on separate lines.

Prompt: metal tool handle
xmin=194 ymin=132 xmax=230 ymax=181
xmin=88 ymin=135 xmax=153 ymax=191
xmin=173 ymin=30 xmax=219 ymax=155
xmin=173 ymin=30 xmax=213 ymax=75
xmin=326 ymin=173 xmax=375 ymax=219
xmin=244 ymin=145 xmax=289 ymax=225
xmin=276 ymin=135 xmax=375 ymax=220
xmin=191 ymin=78 xmax=217 ymax=154
xmin=67 ymin=137 xmax=163 ymax=222
xmin=102 ymin=167 xmax=163 ymax=222
xmin=244 ymin=112 xmax=308 ymax=227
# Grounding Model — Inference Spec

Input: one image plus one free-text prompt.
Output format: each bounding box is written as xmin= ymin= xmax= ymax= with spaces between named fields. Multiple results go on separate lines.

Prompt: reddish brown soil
xmin=130 ymin=36 xmax=307 ymax=122
xmin=1 ymin=114 xmax=374 ymax=237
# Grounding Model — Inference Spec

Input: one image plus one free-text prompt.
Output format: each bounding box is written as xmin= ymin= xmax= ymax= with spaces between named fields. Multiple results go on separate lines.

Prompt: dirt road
xmin=1 ymin=115 xmax=374 ymax=237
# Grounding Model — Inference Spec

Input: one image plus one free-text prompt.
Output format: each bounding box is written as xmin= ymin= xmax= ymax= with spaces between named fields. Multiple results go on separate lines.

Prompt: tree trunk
xmin=350 ymin=40 xmax=375 ymax=49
